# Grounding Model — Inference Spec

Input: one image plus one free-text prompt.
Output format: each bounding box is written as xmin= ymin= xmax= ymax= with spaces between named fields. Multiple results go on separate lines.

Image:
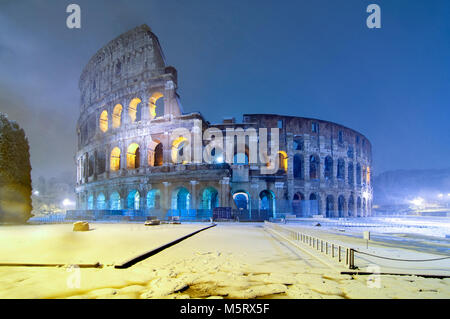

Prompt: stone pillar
xmin=163 ymin=182 xmax=171 ymax=210
xmin=162 ymin=132 xmax=172 ymax=165
xmin=141 ymin=95 xmax=150 ymax=121
xmin=304 ymin=154 xmax=310 ymax=180
xmin=190 ymin=181 xmax=198 ymax=210
xmin=220 ymin=177 xmax=230 ymax=207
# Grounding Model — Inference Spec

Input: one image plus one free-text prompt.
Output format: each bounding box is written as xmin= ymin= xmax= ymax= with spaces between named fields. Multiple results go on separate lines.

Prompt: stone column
xmin=140 ymin=94 xmax=150 ymax=121
xmin=163 ymin=182 xmax=171 ymax=210
xmin=162 ymin=132 xmax=172 ymax=165
xmin=190 ymin=181 xmax=198 ymax=210
xmin=220 ymin=177 xmax=230 ymax=207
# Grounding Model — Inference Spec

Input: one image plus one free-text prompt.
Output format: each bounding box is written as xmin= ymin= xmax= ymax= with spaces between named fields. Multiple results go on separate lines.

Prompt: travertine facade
xmin=75 ymin=25 xmax=372 ymax=219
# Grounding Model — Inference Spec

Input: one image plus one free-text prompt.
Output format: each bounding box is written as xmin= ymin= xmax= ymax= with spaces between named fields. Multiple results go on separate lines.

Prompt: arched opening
xmin=99 ymin=110 xmax=108 ymax=132
xmin=338 ymin=195 xmax=346 ymax=217
xmin=200 ymin=187 xmax=219 ymax=209
xmin=97 ymin=150 xmax=106 ymax=175
xmin=112 ymin=104 xmax=123 ymax=128
xmin=324 ymin=156 xmax=333 ymax=180
xmin=148 ymin=140 xmax=163 ymax=167
xmin=293 ymin=138 xmax=304 ymax=151
xmin=146 ymin=189 xmax=161 ymax=209
xmin=110 ymin=147 xmax=121 ymax=171
xmin=356 ymin=164 xmax=362 ymax=186
xmin=337 ymin=158 xmax=345 ymax=180
xmin=88 ymin=155 xmax=95 ymax=177
xmin=277 ymin=151 xmax=288 ymax=172
xmin=127 ymin=143 xmax=140 ymax=169
xmin=129 ymin=98 xmax=142 ymax=123
xmin=87 ymin=194 xmax=94 ymax=210
xmin=97 ymin=193 xmax=106 ymax=210
xmin=326 ymin=195 xmax=335 ymax=218
xmin=171 ymin=187 xmax=190 ymax=210
xmin=348 ymin=195 xmax=355 ymax=217
xmin=348 ymin=162 xmax=354 ymax=185
xmin=233 ymin=191 xmax=250 ymax=210
xmin=127 ymin=190 xmax=140 ymax=210
xmin=310 ymin=155 xmax=319 ymax=180
xmin=259 ymin=190 xmax=276 ymax=217
xmin=292 ymin=192 xmax=305 ymax=217
xmin=309 ymin=193 xmax=320 ymax=215
xmin=357 ymin=197 xmax=362 ymax=217
xmin=110 ymin=192 xmax=121 ymax=210
xmin=149 ymin=92 xmax=164 ymax=119
xmin=171 ymin=137 xmax=189 ymax=164
xmin=293 ymin=154 xmax=304 ymax=179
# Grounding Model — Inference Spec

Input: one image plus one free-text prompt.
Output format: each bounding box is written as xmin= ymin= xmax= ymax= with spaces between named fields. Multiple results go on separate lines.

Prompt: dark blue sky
xmin=0 ymin=0 xmax=449 ymax=179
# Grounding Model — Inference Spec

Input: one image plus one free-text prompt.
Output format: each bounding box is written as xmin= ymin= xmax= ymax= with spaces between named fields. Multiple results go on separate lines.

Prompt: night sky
xmin=0 ymin=0 xmax=449 ymax=181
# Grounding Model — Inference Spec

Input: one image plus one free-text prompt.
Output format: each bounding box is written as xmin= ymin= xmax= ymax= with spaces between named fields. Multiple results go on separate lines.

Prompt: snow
xmin=0 ymin=222 xmax=448 ymax=299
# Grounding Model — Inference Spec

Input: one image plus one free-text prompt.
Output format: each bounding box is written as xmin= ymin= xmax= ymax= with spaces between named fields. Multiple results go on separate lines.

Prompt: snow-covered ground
xmin=0 ymin=222 xmax=448 ymax=299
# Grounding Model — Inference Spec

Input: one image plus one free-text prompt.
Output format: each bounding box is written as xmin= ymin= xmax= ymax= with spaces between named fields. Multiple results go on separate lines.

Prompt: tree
xmin=0 ymin=113 xmax=32 ymax=223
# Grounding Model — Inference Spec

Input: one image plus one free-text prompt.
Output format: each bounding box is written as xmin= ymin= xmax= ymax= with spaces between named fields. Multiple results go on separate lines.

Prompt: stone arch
xmin=96 ymin=193 xmax=106 ymax=210
xmin=348 ymin=162 xmax=354 ymax=185
xmin=293 ymin=154 xmax=304 ymax=179
xmin=129 ymin=98 xmax=142 ymax=123
xmin=348 ymin=194 xmax=355 ymax=217
xmin=87 ymin=194 xmax=94 ymax=210
xmin=127 ymin=143 xmax=140 ymax=169
xmin=338 ymin=195 xmax=346 ymax=217
xmin=233 ymin=190 xmax=250 ymax=210
xmin=149 ymin=92 xmax=164 ymax=119
xmin=309 ymin=155 xmax=320 ymax=180
xmin=292 ymin=192 xmax=305 ymax=216
xmin=277 ymin=151 xmax=288 ymax=172
xmin=200 ymin=187 xmax=219 ymax=209
xmin=171 ymin=136 xmax=189 ymax=164
xmin=110 ymin=147 xmax=121 ymax=171
xmin=171 ymin=187 xmax=190 ymax=210
xmin=112 ymin=104 xmax=123 ymax=128
xmin=148 ymin=139 xmax=163 ymax=167
xmin=326 ymin=195 xmax=335 ymax=218
xmin=356 ymin=164 xmax=362 ymax=185
xmin=337 ymin=158 xmax=345 ymax=180
xmin=110 ymin=191 xmax=121 ymax=210
xmin=99 ymin=110 xmax=108 ymax=132
xmin=146 ymin=189 xmax=161 ymax=209
xmin=309 ymin=193 xmax=320 ymax=215
xmin=324 ymin=156 xmax=333 ymax=180
xmin=259 ymin=190 xmax=276 ymax=216
xmin=127 ymin=189 xmax=140 ymax=210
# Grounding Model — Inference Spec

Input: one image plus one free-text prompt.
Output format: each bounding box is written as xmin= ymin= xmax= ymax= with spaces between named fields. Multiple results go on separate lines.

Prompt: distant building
xmin=75 ymin=25 xmax=372 ymax=219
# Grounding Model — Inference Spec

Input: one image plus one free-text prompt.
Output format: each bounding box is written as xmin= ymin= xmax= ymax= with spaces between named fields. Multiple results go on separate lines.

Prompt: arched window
xmin=110 ymin=147 xmax=121 ymax=171
xmin=337 ymin=158 xmax=345 ymax=180
xmin=148 ymin=140 xmax=163 ymax=167
xmin=97 ymin=150 xmax=106 ymax=175
xmin=338 ymin=195 xmax=346 ymax=217
xmin=233 ymin=191 xmax=250 ymax=210
xmin=348 ymin=163 xmax=354 ymax=185
xmin=293 ymin=154 xmax=304 ymax=179
xmin=146 ymin=189 xmax=161 ymax=209
xmin=310 ymin=155 xmax=319 ymax=180
xmin=127 ymin=190 xmax=140 ymax=210
xmin=129 ymin=98 xmax=142 ymax=123
xmin=87 ymin=194 xmax=94 ymax=210
xmin=171 ymin=187 xmax=190 ymax=210
xmin=112 ymin=104 xmax=123 ymax=128
xmin=326 ymin=195 xmax=335 ymax=218
xmin=324 ymin=156 xmax=333 ymax=180
xmin=309 ymin=193 xmax=319 ymax=215
xmin=88 ymin=155 xmax=95 ymax=177
xmin=149 ymin=92 xmax=164 ymax=119
xmin=99 ymin=110 xmax=108 ymax=132
xmin=292 ymin=192 xmax=305 ymax=217
xmin=348 ymin=195 xmax=355 ymax=217
xmin=110 ymin=192 xmax=121 ymax=210
xmin=277 ymin=151 xmax=288 ymax=172
xmin=293 ymin=138 xmax=303 ymax=151
xmin=259 ymin=190 xmax=275 ymax=216
xmin=97 ymin=193 xmax=106 ymax=210
xmin=356 ymin=164 xmax=362 ymax=186
xmin=172 ymin=137 xmax=189 ymax=164
xmin=127 ymin=143 xmax=140 ymax=169
xmin=201 ymin=187 xmax=219 ymax=209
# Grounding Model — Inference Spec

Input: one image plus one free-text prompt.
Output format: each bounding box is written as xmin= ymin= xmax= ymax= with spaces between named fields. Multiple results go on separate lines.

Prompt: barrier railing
xmin=264 ymin=221 xmax=356 ymax=269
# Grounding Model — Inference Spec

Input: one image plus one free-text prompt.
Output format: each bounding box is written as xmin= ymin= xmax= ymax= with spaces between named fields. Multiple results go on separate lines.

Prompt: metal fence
xmin=264 ymin=221 xmax=356 ymax=269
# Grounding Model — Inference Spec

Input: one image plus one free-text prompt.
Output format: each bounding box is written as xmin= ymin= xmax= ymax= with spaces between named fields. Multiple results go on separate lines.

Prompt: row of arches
xmin=98 ymin=93 xmax=165 ymax=133
xmin=292 ymin=154 xmax=370 ymax=185
xmin=291 ymin=192 xmax=370 ymax=217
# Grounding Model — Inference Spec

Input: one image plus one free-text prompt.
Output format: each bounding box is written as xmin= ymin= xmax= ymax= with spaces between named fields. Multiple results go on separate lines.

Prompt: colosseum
xmin=74 ymin=25 xmax=373 ymax=221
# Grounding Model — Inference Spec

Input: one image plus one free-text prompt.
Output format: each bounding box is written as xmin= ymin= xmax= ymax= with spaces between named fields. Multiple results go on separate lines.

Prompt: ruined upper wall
xmin=79 ymin=25 xmax=167 ymax=110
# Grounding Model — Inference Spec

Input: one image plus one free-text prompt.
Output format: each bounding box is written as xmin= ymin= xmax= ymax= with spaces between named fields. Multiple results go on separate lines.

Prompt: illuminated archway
xmin=233 ymin=191 xmax=250 ymax=210
xmin=112 ymin=104 xmax=123 ymax=128
xmin=200 ymin=187 xmax=219 ymax=209
xmin=110 ymin=192 xmax=121 ymax=210
xmin=87 ymin=194 xmax=94 ymax=210
xmin=149 ymin=92 xmax=164 ymax=119
xmin=171 ymin=187 xmax=190 ymax=210
xmin=259 ymin=190 xmax=276 ymax=216
xmin=171 ymin=136 xmax=189 ymax=164
xmin=277 ymin=151 xmax=288 ymax=172
xmin=110 ymin=147 xmax=121 ymax=171
xmin=99 ymin=110 xmax=108 ymax=132
xmin=129 ymin=98 xmax=142 ymax=123
xmin=97 ymin=193 xmax=106 ymax=210
xmin=127 ymin=143 xmax=140 ymax=169
xmin=127 ymin=190 xmax=140 ymax=210
xmin=146 ymin=189 xmax=161 ymax=209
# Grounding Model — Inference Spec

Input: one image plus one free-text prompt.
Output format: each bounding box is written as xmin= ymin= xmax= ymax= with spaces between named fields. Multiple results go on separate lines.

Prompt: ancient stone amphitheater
xmin=74 ymin=25 xmax=372 ymax=220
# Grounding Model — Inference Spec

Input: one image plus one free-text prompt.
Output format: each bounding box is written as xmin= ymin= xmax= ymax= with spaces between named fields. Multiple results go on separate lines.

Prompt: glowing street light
xmin=410 ymin=197 xmax=424 ymax=206
xmin=33 ymin=190 xmax=39 ymax=196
